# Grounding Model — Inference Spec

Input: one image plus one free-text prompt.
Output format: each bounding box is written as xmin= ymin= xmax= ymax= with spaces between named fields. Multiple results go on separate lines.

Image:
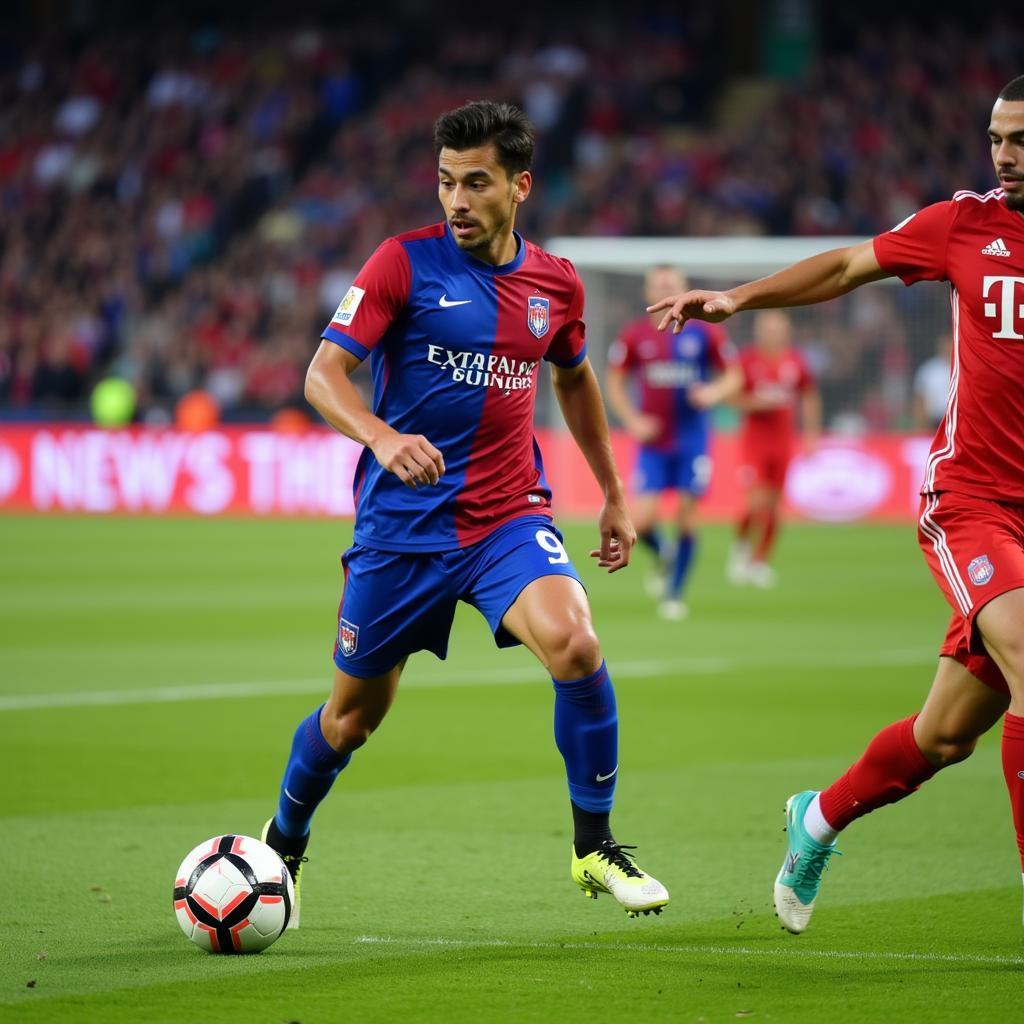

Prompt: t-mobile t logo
xmin=982 ymin=275 xmax=1024 ymax=339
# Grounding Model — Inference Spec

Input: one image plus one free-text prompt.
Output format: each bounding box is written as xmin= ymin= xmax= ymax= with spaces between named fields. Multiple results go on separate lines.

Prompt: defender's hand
xmin=589 ymin=499 xmax=636 ymax=574
xmin=648 ymin=290 xmax=736 ymax=332
xmin=372 ymin=430 xmax=445 ymax=488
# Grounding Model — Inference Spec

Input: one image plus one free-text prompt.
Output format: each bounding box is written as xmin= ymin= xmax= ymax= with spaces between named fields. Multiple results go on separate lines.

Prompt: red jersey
xmin=738 ymin=345 xmax=814 ymax=448
xmin=874 ymin=189 xmax=1024 ymax=500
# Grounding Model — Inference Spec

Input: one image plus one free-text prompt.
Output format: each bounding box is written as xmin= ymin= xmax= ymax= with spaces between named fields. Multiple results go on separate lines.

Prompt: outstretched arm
xmin=648 ymin=240 xmax=890 ymax=331
xmin=305 ymin=340 xmax=445 ymax=489
xmin=551 ymin=357 xmax=635 ymax=573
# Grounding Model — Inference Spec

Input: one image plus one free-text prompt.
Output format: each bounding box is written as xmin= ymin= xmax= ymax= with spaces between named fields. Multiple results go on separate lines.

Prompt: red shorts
xmin=739 ymin=440 xmax=793 ymax=490
xmin=918 ymin=491 xmax=1024 ymax=694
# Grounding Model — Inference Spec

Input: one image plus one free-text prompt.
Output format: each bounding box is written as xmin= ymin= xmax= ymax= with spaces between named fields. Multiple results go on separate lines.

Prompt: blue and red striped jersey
xmin=322 ymin=222 xmax=587 ymax=552
xmin=608 ymin=315 xmax=734 ymax=452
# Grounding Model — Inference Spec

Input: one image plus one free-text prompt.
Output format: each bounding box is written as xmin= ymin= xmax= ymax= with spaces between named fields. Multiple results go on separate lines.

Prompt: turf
xmin=1 ymin=514 xmax=1021 ymax=1023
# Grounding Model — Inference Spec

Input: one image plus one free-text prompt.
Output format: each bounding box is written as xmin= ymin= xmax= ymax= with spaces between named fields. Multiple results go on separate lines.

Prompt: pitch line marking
xmin=0 ymin=648 xmax=935 ymax=712
xmin=353 ymin=934 xmax=1024 ymax=967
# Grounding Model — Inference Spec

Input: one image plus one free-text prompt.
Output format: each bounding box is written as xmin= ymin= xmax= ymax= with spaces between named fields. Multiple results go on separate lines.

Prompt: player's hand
xmin=629 ymin=414 xmax=662 ymax=443
xmin=372 ymin=430 xmax=445 ymax=488
xmin=647 ymin=290 xmax=736 ymax=333
xmin=688 ymin=383 xmax=718 ymax=410
xmin=589 ymin=498 xmax=636 ymax=573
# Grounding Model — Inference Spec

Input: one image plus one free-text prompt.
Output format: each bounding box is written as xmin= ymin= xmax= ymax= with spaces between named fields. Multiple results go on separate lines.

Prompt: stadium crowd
xmin=0 ymin=11 xmax=1021 ymax=425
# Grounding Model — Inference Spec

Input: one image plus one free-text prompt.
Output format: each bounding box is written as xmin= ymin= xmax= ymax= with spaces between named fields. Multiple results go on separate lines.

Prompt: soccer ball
xmin=173 ymin=835 xmax=294 ymax=953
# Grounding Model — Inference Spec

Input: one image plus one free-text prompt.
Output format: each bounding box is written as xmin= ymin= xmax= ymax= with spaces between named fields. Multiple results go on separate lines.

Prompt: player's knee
xmin=549 ymin=626 xmax=602 ymax=680
xmin=917 ymin=730 xmax=978 ymax=767
xmin=320 ymin=708 xmax=379 ymax=755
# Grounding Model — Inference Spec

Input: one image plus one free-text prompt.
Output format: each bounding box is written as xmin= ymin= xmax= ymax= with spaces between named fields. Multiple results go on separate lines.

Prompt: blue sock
xmin=638 ymin=529 xmax=662 ymax=557
xmin=668 ymin=531 xmax=696 ymax=598
xmin=275 ymin=705 xmax=351 ymax=839
xmin=552 ymin=661 xmax=618 ymax=813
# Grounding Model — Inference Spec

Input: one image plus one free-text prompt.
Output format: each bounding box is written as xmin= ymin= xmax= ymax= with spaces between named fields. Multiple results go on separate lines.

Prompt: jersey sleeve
xmin=706 ymin=323 xmax=737 ymax=373
xmin=739 ymin=351 xmax=756 ymax=394
xmin=607 ymin=321 xmax=637 ymax=372
xmin=872 ymin=202 xmax=956 ymax=285
xmin=544 ymin=271 xmax=587 ymax=368
xmin=321 ymin=238 xmax=411 ymax=359
xmin=795 ymin=350 xmax=815 ymax=391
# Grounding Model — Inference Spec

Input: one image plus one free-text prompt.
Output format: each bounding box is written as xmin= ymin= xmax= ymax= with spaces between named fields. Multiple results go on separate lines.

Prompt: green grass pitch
xmin=1 ymin=514 xmax=1021 ymax=1023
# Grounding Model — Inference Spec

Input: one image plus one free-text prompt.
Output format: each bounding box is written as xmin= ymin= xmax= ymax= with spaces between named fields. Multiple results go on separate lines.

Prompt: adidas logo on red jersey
xmin=980 ymin=237 xmax=1012 ymax=257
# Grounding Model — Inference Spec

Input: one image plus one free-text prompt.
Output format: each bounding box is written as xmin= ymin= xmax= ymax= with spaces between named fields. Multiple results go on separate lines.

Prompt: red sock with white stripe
xmin=1000 ymin=713 xmax=1024 ymax=870
xmin=816 ymin=714 xmax=938 ymax=833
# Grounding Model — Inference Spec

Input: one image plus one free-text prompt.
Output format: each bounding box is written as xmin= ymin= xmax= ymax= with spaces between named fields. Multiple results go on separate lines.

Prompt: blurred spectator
xmin=0 ymin=10 xmax=1020 ymax=429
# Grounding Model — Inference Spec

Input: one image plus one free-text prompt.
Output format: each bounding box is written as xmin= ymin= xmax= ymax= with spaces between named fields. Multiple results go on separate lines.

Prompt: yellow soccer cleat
xmin=571 ymin=840 xmax=669 ymax=918
xmin=261 ymin=818 xmax=308 ymax=930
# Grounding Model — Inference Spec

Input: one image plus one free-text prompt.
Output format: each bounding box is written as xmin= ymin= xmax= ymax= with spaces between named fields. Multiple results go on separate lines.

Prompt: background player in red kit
xmin=649 ymin=75 xmax=1024 ymax=934
xmin=606 ymin=265 xmax=738 ymax=619
xmin=727 ymin=310 xmax=820 ymax=588
xmin=260 ymin=101 xmax=668 ymax=926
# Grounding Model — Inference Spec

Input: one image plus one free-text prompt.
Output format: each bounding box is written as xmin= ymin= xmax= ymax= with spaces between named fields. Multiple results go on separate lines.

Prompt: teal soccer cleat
xmin=773 ymin=790 xmax=839 ymax=934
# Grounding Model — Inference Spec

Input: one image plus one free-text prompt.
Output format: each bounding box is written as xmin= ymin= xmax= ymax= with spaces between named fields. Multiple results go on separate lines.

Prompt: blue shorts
xmin=333 ymin=515 xmax=583 ymax=678
xmin=633 ymin=443 xmax=712 ymax=496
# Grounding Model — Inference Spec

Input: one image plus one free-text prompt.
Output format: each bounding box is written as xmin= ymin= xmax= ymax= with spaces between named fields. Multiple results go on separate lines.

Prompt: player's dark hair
xmin=998 ymin=75 xmax=1024 ymax=102
xmin=433 ymin=101 xmax=534 ymax=175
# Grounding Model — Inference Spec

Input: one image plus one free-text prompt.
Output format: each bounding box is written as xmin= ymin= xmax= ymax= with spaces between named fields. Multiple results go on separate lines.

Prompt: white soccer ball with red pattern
xmin=173 ymin=835 xmax=294 ymax=953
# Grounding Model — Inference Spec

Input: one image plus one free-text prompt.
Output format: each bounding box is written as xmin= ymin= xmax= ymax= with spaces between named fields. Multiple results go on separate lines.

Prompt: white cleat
xmin=746 ymin=561 xmax=778 ymax=589
xmin=726 ymin=542 xmax=752 ymax=585
xmin=657 ymin=599 xmax=689 ymax=621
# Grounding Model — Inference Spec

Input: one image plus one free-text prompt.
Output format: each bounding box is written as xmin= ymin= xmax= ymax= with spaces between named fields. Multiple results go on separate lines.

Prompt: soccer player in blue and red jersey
xmin=606 ymin=265 xmax=738 ymax=619
xmin=261 ymin=101 xmax=668 ymax=925
xmin=650 ymin=76 xmax=1024 ymax=935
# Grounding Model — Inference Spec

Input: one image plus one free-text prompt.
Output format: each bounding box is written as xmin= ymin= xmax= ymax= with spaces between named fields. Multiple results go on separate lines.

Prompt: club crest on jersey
xmin=967 ymin=555 xmax=994 ymax=586
xmin=527 ymin=296 xmax=550 ymax=339
xmin=338 ymin=618 xmax=359 ymax=656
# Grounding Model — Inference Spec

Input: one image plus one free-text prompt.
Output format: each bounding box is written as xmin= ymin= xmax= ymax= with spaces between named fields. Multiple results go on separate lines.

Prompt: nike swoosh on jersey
xmin=439 ymin=294 xmax=472 ymax=307
xmin=595 ymin=766 xmax=619 ymax=782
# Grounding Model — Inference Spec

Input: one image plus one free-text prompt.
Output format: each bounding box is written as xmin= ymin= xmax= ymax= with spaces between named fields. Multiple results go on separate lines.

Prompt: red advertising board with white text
xmin=0 ymin=425 xmax=933 ymax=522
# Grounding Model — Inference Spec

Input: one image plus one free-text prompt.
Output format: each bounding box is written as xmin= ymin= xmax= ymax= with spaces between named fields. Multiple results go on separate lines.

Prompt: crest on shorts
xmin=967 ymin=555 xmax=994 ymax=586
xmin=338 ymin=617 xmax=359 ymax=656
xmin=527 ymin=296 xmax=550 ymax=339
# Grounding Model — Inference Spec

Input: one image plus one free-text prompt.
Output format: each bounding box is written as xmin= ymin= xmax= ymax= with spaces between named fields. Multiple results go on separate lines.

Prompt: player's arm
xmin=648 ymin=240 xmax=890 ymax=331
xmin=800 ymin=385 xmax=823 ymax=452
xmin=689 ymin=363 xmax=743 ymax=409
xmin=305 ymin=341 xmax=444 ymax=488
xmin=551 ymin=357 xmax=635 ymax=573
xmin=604 ymin=364 xmax=660 ymax=442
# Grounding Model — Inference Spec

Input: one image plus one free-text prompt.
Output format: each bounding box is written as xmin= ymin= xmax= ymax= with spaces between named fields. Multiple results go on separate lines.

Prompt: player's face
xmin=753 ymin=311 xmax=792 ymax=354
xmin=438 ymin=145 xmax=531 ymax=263
xmin=989 ymin=99 xmax=1024 ymax=212
xmin=644 ymin=268 xmax=687 ymax=306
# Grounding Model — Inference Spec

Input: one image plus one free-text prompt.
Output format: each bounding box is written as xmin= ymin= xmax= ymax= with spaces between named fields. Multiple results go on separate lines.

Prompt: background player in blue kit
xmin=606 ymin=266 xmax=739 ymax=620
xmin=261 ymin=101 xmax=669 ymax=925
